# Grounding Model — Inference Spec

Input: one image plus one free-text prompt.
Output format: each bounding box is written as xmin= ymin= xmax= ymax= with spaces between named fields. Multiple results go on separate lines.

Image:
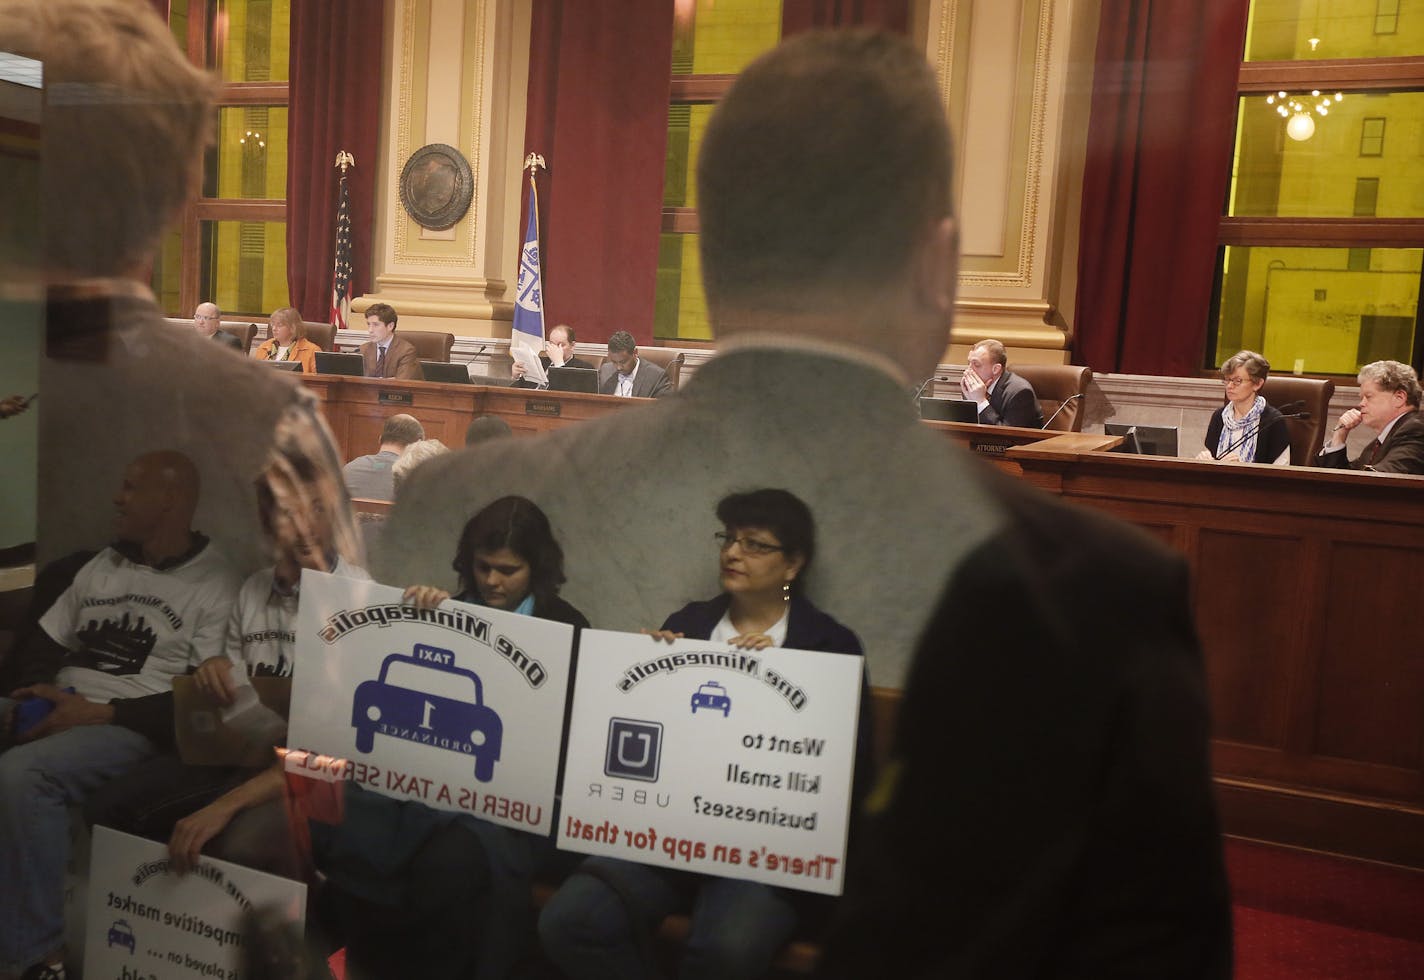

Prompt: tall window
xmin=655 ymin=1 xmax=783 ymax=341
xmin=153 ymin=0 xmax=290 ymax=317
xmin=1209 ymin=0 xmax=1424 ymax=376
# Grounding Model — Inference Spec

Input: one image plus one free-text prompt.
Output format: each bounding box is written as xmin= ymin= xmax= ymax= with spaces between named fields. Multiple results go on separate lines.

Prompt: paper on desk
xmin=511 ymin=342 xmax=548 ymax=386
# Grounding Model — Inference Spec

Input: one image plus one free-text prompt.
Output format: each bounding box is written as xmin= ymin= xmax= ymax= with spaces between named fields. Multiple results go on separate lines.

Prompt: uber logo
xmin=605 ymin=718 xmax=663 ymax=782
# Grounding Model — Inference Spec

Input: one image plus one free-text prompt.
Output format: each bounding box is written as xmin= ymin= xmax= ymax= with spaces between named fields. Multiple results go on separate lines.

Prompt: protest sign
xmin=287 ymin=571 xmax=573 ymax=834
xmin=557 ymin=631 xmax=862 ymax=895
xmin=83 ymin=826 xmax=304 ymax=980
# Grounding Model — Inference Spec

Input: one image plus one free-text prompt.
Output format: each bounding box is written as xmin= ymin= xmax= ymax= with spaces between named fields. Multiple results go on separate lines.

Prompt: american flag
xmin=329 ymin=170 xmax=353 ymax=330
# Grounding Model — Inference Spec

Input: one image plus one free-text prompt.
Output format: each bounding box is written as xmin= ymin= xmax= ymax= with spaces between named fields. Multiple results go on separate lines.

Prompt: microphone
xmin=1216 ymin=401 xmax=1308 ymax=460
xmin=471 ymin=343 xmax=488 ymax=358
xmin=1042 ymin=393 xmax=1086 ymax=430
xmin=911 ymin=375 xmax=950 ymax=403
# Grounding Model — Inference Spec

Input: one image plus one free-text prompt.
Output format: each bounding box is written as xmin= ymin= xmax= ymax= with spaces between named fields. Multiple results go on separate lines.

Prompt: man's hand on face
xmin=960 ymin=369 xmax=988 ymax=405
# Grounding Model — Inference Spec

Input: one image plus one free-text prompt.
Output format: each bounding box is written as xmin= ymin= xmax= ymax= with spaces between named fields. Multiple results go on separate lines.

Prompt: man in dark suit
xmin=961 ymin=338 xmax=1044 ymax=428
xmin=597 ymin=330 xmax=673 ymax=398
xmin=359 ymin=302 xmax=421 ymax=380
xmin=194 ymin=302 xmax=244 ymax=353
xmin=383 ymin=30 xmax=1228 ymax=979
xmin=1319 ymin=359 xmax=1424 ymax=474
xmin=511 ymin=323 xmax=597 ymax=388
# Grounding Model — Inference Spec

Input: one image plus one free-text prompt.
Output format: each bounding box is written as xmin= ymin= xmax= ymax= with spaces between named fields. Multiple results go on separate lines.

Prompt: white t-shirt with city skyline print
xmin=42 ymin=542 xmax=239 ymax=702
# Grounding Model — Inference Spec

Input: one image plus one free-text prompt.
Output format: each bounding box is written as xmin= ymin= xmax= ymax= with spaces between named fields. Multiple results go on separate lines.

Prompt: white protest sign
xmin=287 ymin=571 xmax=573 ymax=834
xmin=557 ymin=631 xmax=862 ymax=895
xmin=83 ymin=826 xmax=305 ymax=980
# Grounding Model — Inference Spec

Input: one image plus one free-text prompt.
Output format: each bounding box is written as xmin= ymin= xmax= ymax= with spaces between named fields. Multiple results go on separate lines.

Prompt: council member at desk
xmin=539 ymin=488 xmax=866 ymax=980
xmin=360 ymin=302 xmax=421 ymax=380
xmin=1198 ymin=350 xmax=1290 ymax=465
xmin=253 ymin=306 xmax=319 ymax=373
xmin=1320 ymin=359 xmax=1424 ymax=474
xmin=961 ymin=339 xmax=1043 ymax=428
xmin=598 ymin=329 xmax=673 ymax=398
xmin=511 ymin=323 xmax=597 ymax=388
xmin=193 ymin=302 xmax=244 ymax=353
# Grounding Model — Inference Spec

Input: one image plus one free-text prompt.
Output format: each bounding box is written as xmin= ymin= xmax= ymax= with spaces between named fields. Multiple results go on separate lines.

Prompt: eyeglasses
xmin=1224 ymin=376 xmax=1255 ymax=388
xmin=714 ymin=532 xmax=785 ymax=556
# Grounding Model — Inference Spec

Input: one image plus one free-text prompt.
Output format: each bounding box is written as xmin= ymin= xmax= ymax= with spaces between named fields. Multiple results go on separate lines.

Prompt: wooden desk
xmin=1009 ymin=449 xmax=1424 ymax=866
xmin=302 ymin=376 xmax=644 ymax=457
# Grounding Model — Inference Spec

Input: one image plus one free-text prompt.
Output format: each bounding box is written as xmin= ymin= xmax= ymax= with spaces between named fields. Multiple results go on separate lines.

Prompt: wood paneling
xmin=1005 ymin=446 xmax=1424 ymax=866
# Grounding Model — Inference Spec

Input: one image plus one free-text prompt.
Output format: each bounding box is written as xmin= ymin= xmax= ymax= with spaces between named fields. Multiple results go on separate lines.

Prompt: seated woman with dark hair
xmin=539 ymin=488 xmax=867 ymax=980
xmin=1197 ymin=350 xmax=1291 ymax=465
xmin=316 ymin=496 xmax=587 ymax=980
xmin=403 ymin=495 xmax=587 ymax=627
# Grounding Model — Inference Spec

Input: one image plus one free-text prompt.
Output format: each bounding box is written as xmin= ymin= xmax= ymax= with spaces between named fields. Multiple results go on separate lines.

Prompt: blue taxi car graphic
xmin=690 ymin=681 xmax=731 ymax=717
xmin=351 ymin=645 xmax=504 ymax=782
xmin=107 ymin=918 xmax=136 ymax=954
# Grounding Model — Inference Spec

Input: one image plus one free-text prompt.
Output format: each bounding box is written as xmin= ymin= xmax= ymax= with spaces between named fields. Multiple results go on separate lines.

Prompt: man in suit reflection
xmin=360 ymin=302 xmax=421 ymax=380
xmin=511 ymin=323 xmax=597 ymax=389
xmin=960 ymin=338 xmax=1044 ymax=428
xmin=381 ymin=29 xmax=1228 ymax=979
xmin=1320 ymin=359 xmax=1424 ymax=474
xmin=597 ymin=330 xmax=673 ymax=398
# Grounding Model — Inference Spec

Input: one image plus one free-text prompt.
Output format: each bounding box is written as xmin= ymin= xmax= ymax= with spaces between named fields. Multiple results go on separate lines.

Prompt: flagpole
xmin=510 ymin=152 xmax=548 ymax=359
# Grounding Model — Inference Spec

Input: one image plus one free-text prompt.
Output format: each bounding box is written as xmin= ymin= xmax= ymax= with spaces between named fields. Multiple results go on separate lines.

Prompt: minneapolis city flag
xmin=511 ymin=180 xmax=545 ymax=353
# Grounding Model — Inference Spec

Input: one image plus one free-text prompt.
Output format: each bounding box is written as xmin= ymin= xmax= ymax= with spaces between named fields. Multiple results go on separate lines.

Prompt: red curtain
xmin=1074 ymin=0 xmax=1249 ymax=376
xmin=781 ymin=0 xmax=909 ymax=34
xmin=287 ymin=1 xmax=383 ymax=323
xmin=524 ymin=1 xmax=674 ymax=345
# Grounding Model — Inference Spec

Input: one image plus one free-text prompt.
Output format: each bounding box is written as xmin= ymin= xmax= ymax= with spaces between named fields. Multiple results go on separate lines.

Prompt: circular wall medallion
xmin=398 ymin=143 xmax=474 ymax=230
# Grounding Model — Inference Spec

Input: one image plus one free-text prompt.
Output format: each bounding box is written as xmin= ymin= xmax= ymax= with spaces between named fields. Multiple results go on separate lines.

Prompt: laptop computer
xmin=548 ymin=366 xmax=599 ymax=394
xmin=261 ymin=359 xmax=302 ymax=372
xmin=919 ymin=397 xmax=979 ymax=423
xmin=314 ymin=351 xmax=366 ymax=376
xmin=1105 ymin=422 xmax=1180 ymax=457
xmin=421 ymin=360 xmax=471 ymax=384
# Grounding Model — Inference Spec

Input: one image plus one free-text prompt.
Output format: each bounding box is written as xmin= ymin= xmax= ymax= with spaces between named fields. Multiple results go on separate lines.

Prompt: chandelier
xmin=1266 ymin=90 xmax=1343 ymax=142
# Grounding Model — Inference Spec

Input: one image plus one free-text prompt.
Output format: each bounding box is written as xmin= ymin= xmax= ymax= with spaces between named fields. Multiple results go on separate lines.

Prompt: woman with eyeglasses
xmin=539 ymin=488 xmax=865 ymax=980
xmin=1196 ymin=350 xmax=1291 ymax=465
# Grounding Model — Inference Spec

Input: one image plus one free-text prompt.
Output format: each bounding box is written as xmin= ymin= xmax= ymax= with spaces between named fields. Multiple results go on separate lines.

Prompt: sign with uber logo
xmin=605 ymin=718 xmax=663 ymax=782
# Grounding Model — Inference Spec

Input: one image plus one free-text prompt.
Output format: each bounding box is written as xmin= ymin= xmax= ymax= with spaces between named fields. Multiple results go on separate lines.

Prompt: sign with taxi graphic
xmin=288 ymin=571 xmax=574 ymax=834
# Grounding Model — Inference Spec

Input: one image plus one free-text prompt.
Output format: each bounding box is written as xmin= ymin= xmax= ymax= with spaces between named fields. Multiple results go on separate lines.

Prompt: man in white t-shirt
xmin=1 ymin=452 xmax=237 ymax=980
xmin=87 ymin=463 xmax=369 ymax=875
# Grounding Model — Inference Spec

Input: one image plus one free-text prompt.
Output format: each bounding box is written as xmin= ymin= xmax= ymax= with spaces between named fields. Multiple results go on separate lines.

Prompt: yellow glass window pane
xmin=212 ymin=0 xmax=290 ymax=83
xmin=203 ymin=105 xmax=288 ymax=200
xmin=655 ymin=232 xmax=712 ymax=341
xmin=151 ymin=229 xmax=184 ymax=315
xmin=200 ymin=219 xmax=288 ymax=317
xmin=1213 ymin=244 xmax=1420 ymax=374
xmin=169 ymin=0 xmax=190 ymax=52
xmin=672 ymin=0 xmax=782 ymax=75
xmin=1245 ymin=0 xmax=1421 ymax=61
xmin=1228 ymin=92 xmax=1424 ymax=218
xmin=664 ymin=104 xmax=713 ymax=209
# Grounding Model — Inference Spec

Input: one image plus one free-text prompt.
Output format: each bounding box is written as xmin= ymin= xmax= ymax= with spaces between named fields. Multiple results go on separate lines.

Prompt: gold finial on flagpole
xmin=524 ymin=152 xmax=546 ymax=177
xmin=334 ymin=150 xmax=355 ymax=174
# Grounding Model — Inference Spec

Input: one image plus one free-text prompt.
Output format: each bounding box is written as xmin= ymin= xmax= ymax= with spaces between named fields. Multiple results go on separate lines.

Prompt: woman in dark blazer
xmin=539 ymin=488 xmax=866 ymax=980
xmin=1198 ymin=350 xmax=1291 ymax=465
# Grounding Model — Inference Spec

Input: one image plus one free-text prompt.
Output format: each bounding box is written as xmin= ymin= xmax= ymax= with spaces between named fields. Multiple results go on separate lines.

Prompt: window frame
xmin=168 ymin=1 xmax=289 ymax=317
xmin=1212 ymin=55 xmax=1424 ymax=375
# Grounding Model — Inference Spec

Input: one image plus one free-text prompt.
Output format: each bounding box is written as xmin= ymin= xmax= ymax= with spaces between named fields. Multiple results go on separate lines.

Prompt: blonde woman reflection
xmin=1196 ymin=350 xmax=1290 ymax=465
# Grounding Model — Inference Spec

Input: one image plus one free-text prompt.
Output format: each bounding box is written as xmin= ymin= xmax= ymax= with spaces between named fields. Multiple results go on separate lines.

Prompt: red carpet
xmin=1228 ymin=837 xmax=1424 ymax=979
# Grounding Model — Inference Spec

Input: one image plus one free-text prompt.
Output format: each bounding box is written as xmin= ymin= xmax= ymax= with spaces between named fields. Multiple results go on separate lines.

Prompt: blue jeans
xmin=538 ymin=856 xmax=799 ymax=980
xmin=0 ymin=697 xmax=154 ymax=973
